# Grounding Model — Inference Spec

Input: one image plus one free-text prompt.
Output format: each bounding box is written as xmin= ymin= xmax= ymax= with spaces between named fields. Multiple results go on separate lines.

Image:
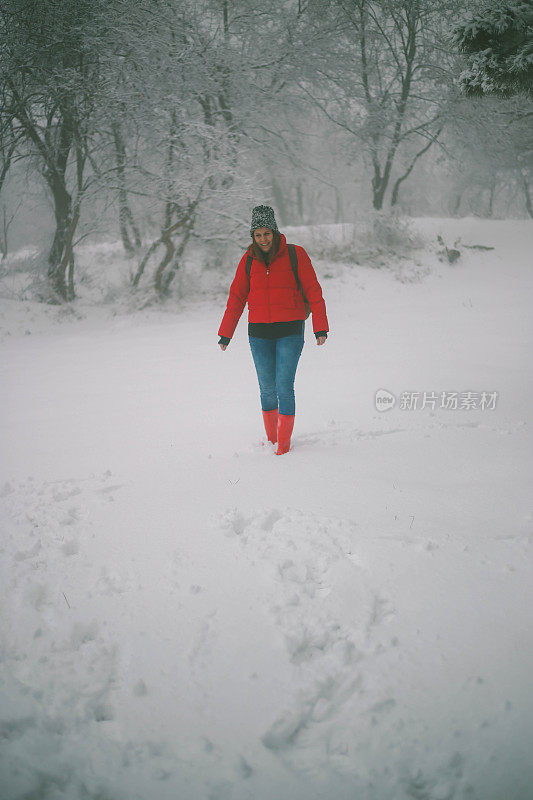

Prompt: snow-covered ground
xmin=1 ymin=218 xmax=532 ymax=800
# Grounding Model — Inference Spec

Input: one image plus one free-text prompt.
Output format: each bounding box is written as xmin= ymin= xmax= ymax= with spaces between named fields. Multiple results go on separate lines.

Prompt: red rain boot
xmin=276 ymin=414 xmax=295 ymax=455
xmin=262 ymin=408 xmax=278 ymax=444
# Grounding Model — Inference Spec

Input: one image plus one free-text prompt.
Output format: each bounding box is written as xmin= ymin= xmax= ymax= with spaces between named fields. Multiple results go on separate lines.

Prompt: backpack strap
xmin=288 ymin=243 xmax=311 ymax=318
xmin=245 ymin=253 xmax=253 ymax=279
xmin=287 ymin=243 xmax=300 ymax=289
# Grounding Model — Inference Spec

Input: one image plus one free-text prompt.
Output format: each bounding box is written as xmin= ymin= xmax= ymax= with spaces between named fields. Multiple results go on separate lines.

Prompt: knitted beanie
xmin=250 ymin=205 xmax=279 ymax=237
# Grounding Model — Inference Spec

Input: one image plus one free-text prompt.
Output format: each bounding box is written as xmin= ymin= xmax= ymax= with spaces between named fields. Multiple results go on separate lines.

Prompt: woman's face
xmin=253 ymin=227 xmax=274 ymax=253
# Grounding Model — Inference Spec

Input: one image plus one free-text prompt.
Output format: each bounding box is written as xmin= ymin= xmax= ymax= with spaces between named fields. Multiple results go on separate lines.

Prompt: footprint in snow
xmin=53 ymin=486 xmax=82 ymax=502
xmin=297 ymin=424 xmax=406 ymax=449
xmin=214 ymin=507 xmax=398 ymax=764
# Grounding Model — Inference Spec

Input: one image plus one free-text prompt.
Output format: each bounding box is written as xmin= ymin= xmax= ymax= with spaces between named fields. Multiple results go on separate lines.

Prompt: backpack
xmin=245 ymin=243 xmax=311 ymax=319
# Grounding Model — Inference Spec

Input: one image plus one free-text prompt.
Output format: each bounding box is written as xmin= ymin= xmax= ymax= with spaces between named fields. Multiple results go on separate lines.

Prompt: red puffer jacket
xmin=218 ymin=233 xmax=329 ymax=340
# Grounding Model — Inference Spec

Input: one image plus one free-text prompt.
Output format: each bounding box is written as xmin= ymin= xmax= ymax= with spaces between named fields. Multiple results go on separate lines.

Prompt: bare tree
xmin=0 ymin=0 xmax=108 ymax=299
xmin=445 ymin=94 xmax=533 ymax=218
xmin=451 ymin=1 xmax=533 ymax=216
xmin=113 ymin=0 xmax=259 ymax=296
xmin=111 ymin=120 xmax=142 ymax=256
xmin=0 ymin=111 xmax=20 ymax=258
xmin=296 ymin=0 xmax=456 ymax=209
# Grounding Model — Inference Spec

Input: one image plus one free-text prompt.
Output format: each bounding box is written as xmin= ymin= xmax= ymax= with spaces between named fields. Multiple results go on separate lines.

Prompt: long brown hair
xmin=246 ymin=230 xmax=281 ymax=265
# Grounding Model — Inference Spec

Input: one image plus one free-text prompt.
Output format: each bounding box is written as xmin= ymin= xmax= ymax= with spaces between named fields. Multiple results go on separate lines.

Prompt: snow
xmin=1 ymin=218 xmax=532 ymax=799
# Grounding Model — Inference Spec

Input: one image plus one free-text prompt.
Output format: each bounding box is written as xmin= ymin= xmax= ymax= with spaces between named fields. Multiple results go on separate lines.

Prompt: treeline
xmin=0 ymin=0 xmax=531 ymax=301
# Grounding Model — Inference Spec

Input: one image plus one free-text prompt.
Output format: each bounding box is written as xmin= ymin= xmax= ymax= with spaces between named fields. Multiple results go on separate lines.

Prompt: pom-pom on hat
xmin=250 ymin=205 xmax=279 ymax=238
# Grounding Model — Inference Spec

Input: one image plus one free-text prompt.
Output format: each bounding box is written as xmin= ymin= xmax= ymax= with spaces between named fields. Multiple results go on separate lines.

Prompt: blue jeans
xmin=248 ymin=332 xmax=305 ymax=416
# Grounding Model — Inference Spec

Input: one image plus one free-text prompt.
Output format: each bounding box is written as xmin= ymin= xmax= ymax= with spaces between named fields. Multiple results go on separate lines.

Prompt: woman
xmin=218 ymin=205 xmax=329 ymax=455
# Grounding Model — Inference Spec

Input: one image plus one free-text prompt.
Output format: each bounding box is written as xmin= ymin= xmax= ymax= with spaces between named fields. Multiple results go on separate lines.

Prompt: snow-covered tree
xmin=0 ymin=0 xmax=112 ymax=299
xmin=111 ymin=0 xmax=276 ymax=296
xmin=294 ymin=0 xmax=458 ymax=210
xmin=0 ymin=0 xmax=271 ymax=298
xmin=441 ymin=94 xmax=532 ymax=216
xmin=451 ymin=3 xmax=532 ymax=215
xmin=453 ymin=1 xmax=533 ymax=97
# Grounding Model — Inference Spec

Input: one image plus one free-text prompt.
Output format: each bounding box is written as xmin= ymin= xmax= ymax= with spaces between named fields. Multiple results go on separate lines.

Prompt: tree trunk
xmin=47 ymin=132 xmax=86 ymax=301
xmin=451 ymin=190 xmax=463 ymax=216
xmin=390 ymin=180 xmax=401 ymax=208
xmin=160 ymin=225 xmax=192 ymax=296
xmin=8 ymin=80 xmax=84 ymax=300
xmin=296 ymin=182 xmax=304 ymax=222
xmin=57 ymin=201 xmax=82 ymax=302
xmin=33 ymin=112 xmax=76 ymax=301
xmin=1 ymin=205 xmax=16 ymax=259
xmin=391 ymin=133 xmax=441 ymax=208
xmin=487 ymin=179 xmax=496 ymax=217
xmin=0 ymin=140 xmax=16 ymax=195
xmin=67 ymin=252 xmax=75 ymax=301
xmin=360 ymin=0 xmax=421 ymax=213
xmin=521 ymin=173 xmax=532 ymax=218
xmin=372 ymin=169 xmax=386 ymax=210
xmin=112 ymin=121 xmax=141 ymax=255
xmin=154 ymin=226 xmax=175 ymax=297
xmin=0 ymin=214 xmax=6 ymax=259
xmin=272 ymin=178 xmax=289 ymax=226
xmin=155 ymin=209 xmax=197 ymax=297
xmin=132 ymin=239 xmax=160 ymax=287
xmin=47 ymin=183 xmax=73 ymax=301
